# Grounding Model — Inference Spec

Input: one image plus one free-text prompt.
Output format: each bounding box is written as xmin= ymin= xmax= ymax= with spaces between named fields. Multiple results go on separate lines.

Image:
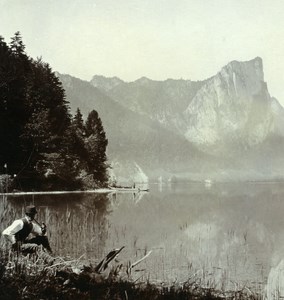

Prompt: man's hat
xmin=25 ymin=205 xmax=37 ymax=215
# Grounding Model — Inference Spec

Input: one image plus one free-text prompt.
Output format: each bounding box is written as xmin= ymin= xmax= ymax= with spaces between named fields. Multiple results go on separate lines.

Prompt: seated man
xmin=2 ymin=205 xmax=52 ymax=254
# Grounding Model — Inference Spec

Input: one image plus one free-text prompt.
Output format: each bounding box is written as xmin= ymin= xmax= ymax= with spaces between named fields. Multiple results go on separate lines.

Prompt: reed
xmin=0 ymin=248 xmax=260 ymax=300
xmin=0 ymin=175 xmax=11 ymax=193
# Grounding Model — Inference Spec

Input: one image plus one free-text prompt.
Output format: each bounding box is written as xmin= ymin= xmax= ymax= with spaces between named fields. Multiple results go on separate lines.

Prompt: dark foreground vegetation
xmin=0 ymin=250 xmax=259 ymax=300
xmin=0 ymin=32 xmax=108 ymax=191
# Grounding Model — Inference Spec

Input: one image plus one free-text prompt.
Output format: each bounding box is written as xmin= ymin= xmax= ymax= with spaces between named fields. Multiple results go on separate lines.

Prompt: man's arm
xmin=31 ymin=222 xmax=44 ymax=236
xmin=2 ymin=220 xmax=24 ymax=244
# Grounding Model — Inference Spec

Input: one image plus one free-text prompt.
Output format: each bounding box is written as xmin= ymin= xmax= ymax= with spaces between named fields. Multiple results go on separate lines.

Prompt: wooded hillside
xmin=0 ymin=32 xmax=108 ymax=191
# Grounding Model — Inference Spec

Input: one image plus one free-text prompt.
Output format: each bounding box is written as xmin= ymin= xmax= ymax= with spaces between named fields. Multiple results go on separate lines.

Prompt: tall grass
xmin=0 ymin=175 xmax=11 ymax=193
xmin=0 ymin=247 xmax=261 ymax=300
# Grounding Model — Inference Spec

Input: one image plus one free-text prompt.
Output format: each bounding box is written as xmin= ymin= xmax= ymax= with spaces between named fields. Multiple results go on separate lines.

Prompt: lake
xmin=1 ymin=181 xmax=284 ymax=293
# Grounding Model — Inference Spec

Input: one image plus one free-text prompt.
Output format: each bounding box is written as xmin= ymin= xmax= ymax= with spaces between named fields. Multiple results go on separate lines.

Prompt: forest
xmin=0 ymin=32 xmax=109 ymax=191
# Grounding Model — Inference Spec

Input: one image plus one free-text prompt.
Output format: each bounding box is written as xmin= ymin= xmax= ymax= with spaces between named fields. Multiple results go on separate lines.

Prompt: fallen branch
xmin=95 ymin=246 xmax=125 ymax=274
xmin=127 ymin=250 xmax=152 ymax=275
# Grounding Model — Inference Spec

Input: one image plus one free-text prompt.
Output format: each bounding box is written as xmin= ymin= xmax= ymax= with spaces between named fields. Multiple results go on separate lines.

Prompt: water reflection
xmin=1 ymin=182 xmax=284 ymax=293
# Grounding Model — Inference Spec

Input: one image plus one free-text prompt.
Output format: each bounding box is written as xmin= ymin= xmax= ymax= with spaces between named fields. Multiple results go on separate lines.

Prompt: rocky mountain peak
xmin=134 ymin=76 xmax=153 ymax=85
xmin=216 ymin=57 xmax=265 ymax=98
xmin=90 ymin=75 xmax=124 ymax=92
xmin=183 ymin=57 xmax=276 ymax=150
xmin=224 ymin=57 xmax=263 ymax=80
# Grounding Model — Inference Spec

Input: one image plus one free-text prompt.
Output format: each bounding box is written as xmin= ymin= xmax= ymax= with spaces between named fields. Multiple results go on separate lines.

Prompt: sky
xmin=1 ymin=0 xmax=284 ymax=105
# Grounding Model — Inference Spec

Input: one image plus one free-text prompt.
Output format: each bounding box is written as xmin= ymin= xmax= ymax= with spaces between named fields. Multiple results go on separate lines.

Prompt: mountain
xmin=91 ymin=58 xmax=284 ymax=154
xmin=59 ymin=57 xmax=284 ymax=182
xmin=183 ymin=57 xmax=282 ymax=152
xmin=90 ymin=75 xmax=124 ymax=92
xmin=90 ymin=76 xmax=205 ymax=136
xmin=58 ymin=74 xmax=208 ymax=183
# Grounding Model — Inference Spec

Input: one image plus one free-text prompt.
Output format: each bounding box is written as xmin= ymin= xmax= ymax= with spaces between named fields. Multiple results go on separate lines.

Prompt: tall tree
xmin=70 ymin=108 xmax=88 ymax=169
xmin=0 ymin=36 xmax=11 ymax=172
xmin=9 ymin=31 xmax=26 ymax=57
xmin=85 ymin=110 xmax=108 ymax=185
xmin=73 ymin=108 xmax=84 ymax=131
xmin=21 ymin=57 xmax=74 ymax=187
xmin=0 ymin=32 xmax=31 ymax=175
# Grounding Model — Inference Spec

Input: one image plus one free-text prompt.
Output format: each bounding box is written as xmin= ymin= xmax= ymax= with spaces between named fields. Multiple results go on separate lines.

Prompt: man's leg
xmin=20 ymin=240 xmax=54 ymax=264
xmin=25 ymin=236 xmax=52 ymax=253
xmin=20 ymin=242 xmax=39 ymax=254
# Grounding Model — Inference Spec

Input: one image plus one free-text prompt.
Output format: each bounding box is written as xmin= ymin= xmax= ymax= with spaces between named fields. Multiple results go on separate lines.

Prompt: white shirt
xmin=2 ymin=216 xmax=42 ymax=244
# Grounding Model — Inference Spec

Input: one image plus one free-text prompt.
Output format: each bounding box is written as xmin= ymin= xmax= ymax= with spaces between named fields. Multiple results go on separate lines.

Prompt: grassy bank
xmin=0 ymin=250 xmax=259 ymax=300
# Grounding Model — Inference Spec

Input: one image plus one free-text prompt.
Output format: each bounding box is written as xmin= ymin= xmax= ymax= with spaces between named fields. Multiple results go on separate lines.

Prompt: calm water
xmin=1 ymin=182 xmax=284 ymax=291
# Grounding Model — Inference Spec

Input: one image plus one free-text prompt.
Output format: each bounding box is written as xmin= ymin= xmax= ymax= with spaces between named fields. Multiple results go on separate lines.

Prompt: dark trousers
xmin=20 ymin=236 xmax=52 ymax=254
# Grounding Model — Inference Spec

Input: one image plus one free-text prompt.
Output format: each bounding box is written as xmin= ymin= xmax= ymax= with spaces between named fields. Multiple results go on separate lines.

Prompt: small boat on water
xmin=110 ymin=186 xmax=149 ymax=193
xmin=204 ymin=179 xmax=213 ymax=187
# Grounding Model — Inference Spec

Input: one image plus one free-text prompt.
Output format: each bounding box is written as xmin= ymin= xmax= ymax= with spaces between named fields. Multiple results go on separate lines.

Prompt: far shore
xmin=0 ymin=189 xmax=112 ymax=196
xmin=2 ymin=179 xmax=284 ymax=196
xmin=0 ymin=187 xmax=150 ymax=196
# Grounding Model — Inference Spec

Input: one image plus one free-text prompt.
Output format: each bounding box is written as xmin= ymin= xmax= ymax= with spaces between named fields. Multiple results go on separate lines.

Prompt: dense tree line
xmin=0 ymin=32 xmax=108 ymax=190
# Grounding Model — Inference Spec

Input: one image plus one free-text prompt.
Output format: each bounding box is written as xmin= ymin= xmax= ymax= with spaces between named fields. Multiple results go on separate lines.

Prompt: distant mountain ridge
xmin=58 ymin=73 xmax=207 ymax=183
xmin=90 ymin=75 xmax=205 ymax=136
xmin=91 ymin=75 xmax=124 ymax=91
xmin=90 ymin=58 xmax=283 ymax=152
xmin=58 ymin=57 xmax=284 ymax=183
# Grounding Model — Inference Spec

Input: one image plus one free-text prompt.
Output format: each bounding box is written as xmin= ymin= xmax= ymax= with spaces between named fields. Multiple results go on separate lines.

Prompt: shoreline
xmin=0 ymin=189 xmax=113 ymax=196
xmin=0 ymin=187 xmax=149 ymax=196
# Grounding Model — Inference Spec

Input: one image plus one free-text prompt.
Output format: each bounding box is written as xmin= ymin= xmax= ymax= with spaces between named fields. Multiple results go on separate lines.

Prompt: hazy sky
xmin=1 ymin=0 xmax=284 ymax=105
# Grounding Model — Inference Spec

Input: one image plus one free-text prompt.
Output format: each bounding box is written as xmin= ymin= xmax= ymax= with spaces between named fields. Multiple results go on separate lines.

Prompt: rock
xmin=266 ymin=259 xmax=284 ymax=299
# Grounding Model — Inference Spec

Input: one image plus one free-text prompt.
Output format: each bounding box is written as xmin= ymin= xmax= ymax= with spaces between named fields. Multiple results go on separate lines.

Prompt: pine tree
xmin=9 ymin=31 xmax=26 ymax=56
xmin=73 ymin=108 xmax=84 ymax=131
xmin=0 ymin=32 xmax=31 ymax=175
xmin=0 ymin=36 xmax=11 ymax=172
xmin=70 ymin=108 xmax=88 ymax=169
xmin=21 ymin=57 xmax=75 ymax=188
xmin=85 ymin=110 xmax=108 ymax=185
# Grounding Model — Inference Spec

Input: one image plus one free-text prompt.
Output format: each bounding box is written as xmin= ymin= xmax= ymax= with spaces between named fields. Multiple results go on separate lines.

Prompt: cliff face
xmin=183 ymin=57 xmax=276 ymax=151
